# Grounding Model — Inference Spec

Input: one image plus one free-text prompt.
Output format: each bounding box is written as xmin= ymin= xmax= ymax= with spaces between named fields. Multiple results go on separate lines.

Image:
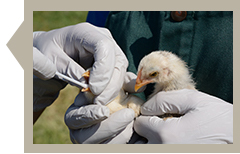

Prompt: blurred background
xmin=33 ymin=11 xmax=88 ymax=144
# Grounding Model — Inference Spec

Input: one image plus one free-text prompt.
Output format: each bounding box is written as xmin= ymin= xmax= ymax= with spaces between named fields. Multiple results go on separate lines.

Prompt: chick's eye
xmin=149 ymin=71 xmax=158 ymax=77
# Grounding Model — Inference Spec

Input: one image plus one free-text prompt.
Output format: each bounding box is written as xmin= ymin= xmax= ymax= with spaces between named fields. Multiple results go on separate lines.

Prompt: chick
xmin=80 ymin=69 xmax=144 ymax=117
xmin=80 ymin=51 xmax=195 ymax=119
xmin=134 ymin=51 xmax=196 ymax=119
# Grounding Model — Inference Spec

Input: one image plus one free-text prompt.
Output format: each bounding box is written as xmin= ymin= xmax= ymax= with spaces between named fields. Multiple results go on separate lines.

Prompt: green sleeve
xmin=105 ymin=11 xmax=233 ymax=103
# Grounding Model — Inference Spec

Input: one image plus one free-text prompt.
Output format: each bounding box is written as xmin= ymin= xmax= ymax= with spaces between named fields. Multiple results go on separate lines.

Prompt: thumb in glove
xmin=134 ymin=89 xmax=233 ymax=144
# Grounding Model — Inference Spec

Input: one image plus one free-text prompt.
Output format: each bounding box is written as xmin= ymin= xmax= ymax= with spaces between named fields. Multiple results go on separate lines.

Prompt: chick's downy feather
xmin=135 ymin=50 xmax=196 ymax=120
xmin=136 ymin=51 xmax=195 ymax=98
xmin=79 ymin=68 xmax=144 ymax=118
xmin=81 ymin=51 xmax=195 ymax=119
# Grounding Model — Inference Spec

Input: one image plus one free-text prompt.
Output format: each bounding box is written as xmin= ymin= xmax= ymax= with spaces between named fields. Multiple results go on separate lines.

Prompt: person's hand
xmin=64 ymin=72 xmax=145 ymax=144
xmin=33 ymin=47 xmax=57 ymax=80
xmin=134 ymin=89 xmax=233 ymax=144
xmin=33 ymin=22 xmax=128 ymax=106
xmin=65 ymin=94 xmax=135 ymax=144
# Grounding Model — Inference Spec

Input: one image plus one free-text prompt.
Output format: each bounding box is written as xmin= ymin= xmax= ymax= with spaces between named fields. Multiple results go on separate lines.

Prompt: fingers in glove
xmin=34 ymin=30 xmax=86 ymax=86
xmin=64 ymin=100 xmax=110 ymax=129
xmin=70 ymin=108 xmax=135 ymax=144
xmin=92 ymin=41 xmax=128 ymax=105
xmin=77 ymin=23 xmax=128 ymax=96
xmin=80 ymin=24 xmax=116 ymax=95
xmin=134 ymin=116 xmax=181 ymax=144
xmin=33 ymin=47 xmax=56 ymax=80
xmin=93 ymin=62 xmax=126 ymax=105
xmin=141 ymin=89 xmax=199 ymax=116
xmin=101 ymin=121 xmax=134 ymax=144
xmin=136 ymin=92 xmax=233 ymax=144
xmin=123 ymin=72 xmax=146 ymax=93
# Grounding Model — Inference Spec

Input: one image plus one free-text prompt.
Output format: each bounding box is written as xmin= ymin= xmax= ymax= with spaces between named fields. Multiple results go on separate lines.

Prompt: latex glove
xmin=65 ymin=93 xmax=135 ymax=144
xmin=64 ymin=72 xmax=143 ymax=144
xmin=33 ymin=47 xmax=63 ymax=111
xmin=33 ymin=47 xmax=57 ymax=80
xmin=33 ymin=22 xmax=128 ymax=106
xmin=134 ymin=89 xmax=233 ymax=144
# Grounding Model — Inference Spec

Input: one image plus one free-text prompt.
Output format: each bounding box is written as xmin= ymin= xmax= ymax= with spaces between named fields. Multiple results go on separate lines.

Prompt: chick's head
xmin=135 ymin=51 xmax=189 ymax=92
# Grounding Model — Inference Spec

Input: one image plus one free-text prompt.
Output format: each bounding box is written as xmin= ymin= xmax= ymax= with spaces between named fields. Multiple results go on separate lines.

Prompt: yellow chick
xmin=81 ymin=69 xmax=144 ymax=117
xmin=134 ymin=50 xmax=196 ymax=119
xmin=80 ymin=51 xmax=195 ymax=119
xmin=135 ymin=51 xmax=195 ymax=96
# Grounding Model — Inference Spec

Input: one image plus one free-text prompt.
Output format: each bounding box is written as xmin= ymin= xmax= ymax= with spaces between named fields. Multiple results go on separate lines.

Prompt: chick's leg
xmin=106 ymin=89 xmax=128 ymax=115
xmin=106 ymin=101 xmax=126 ymax=115
xmin=127 ymin=96 xmax=145 ymax=117
xmin=81 ymin=70 xmax=91 ymax=92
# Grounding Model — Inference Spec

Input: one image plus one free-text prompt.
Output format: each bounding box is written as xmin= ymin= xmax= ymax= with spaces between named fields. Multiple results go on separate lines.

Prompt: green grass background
xmin=33 ymin=11 xmax=88 ymax=144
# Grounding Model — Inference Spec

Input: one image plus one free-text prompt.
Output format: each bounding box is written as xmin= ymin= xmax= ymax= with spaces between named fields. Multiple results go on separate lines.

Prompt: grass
xmin=33 ymin=85 xmax=79 ymax=144
xmin=33 ymin=11 xmax=88 ymax=144
xmin=33 ymin=11 xmax=88 ymax=31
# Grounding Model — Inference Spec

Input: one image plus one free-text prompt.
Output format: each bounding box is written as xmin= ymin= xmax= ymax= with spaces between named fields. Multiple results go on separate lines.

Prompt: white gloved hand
xmin=65 ymin=93 xmax=135 ymax=144
xmin=33 ymin=47 xmax=57 ymax=80
xmin=33 ymin=22 xmax=128 ymax=106
xmin=134 ymin=89 xmax=233 ymax=144
xmin=33 ymin=22 xmax=138 ymax=143
xmin=64 ymin=72 xmax=143 ymax=144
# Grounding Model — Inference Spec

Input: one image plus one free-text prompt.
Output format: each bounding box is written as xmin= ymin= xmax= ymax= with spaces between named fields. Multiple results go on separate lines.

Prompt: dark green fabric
xmin=105 ymin=11 xmax=233 ymax=103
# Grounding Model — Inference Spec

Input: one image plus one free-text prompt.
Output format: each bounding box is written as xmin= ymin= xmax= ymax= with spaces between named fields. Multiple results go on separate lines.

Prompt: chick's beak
xmin=135 ymin=68 xmax=153 ymax=92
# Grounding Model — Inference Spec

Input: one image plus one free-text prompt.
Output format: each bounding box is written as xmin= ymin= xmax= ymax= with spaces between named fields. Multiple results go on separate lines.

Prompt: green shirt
xmin=105 ymin=11 xmax=233 ymax=103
